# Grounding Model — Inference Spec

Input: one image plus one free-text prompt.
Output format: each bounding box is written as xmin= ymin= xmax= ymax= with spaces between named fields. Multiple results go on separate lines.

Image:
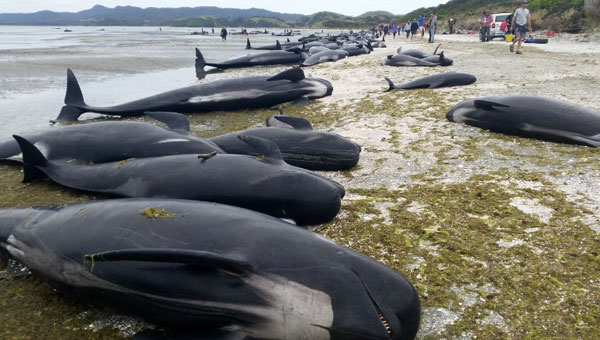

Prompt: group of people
xmin=480 ymin=0 xmax=532 ymax=55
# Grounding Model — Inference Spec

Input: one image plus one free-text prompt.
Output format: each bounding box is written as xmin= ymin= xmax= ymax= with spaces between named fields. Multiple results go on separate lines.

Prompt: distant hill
xmin=0 ymin=2 xmax=592 ymax=32
xmin=0 ymin=5 xmax=303 ymax=26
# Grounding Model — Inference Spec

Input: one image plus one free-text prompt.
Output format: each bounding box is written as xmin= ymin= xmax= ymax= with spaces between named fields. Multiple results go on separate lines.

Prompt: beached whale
xmin=384 ymin=54 xmax=438 ymax=67
xmin=0 ymin=198 xmax=421 ymax=339
xmin=195 ymin=48 xmax=305 ymax=70
xmin=396 ymin=44 xmax=441 ymax=58
xmin=14 ymin=135 xmax=344 ymax=225
xmin=301 ymin=50 xmax=349 ymax=67
xmin=446 ymin=96 xmax=600 ymax=147
xmin=245 ymin=38 xmax=282 ymax=50
xmin=210 ymin=115 xmax=361 ymax=170
xmin=0 ymin=112 xmax=222 ymax=163
xmin=53 ymin=68 xmax=332 ymax=122
xmin=385 ymin=73 xmax=476 ymax=91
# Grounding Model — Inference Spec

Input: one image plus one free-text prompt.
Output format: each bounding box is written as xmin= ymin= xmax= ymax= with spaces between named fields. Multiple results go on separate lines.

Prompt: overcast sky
xmin=1 ymin=1 xmax=450 ymax=17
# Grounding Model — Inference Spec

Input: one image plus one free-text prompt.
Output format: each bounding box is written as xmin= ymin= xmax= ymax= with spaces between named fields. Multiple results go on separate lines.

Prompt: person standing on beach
xmin=220 ymin=26 xmax=228 ymax=42
xmin=511 ymin=0 xmax=533 ymax=54
xmin=480 ymin=10 xmax=493 ymax=42
xmin=406 ymin=22 xmax=411 ymax=38
xmin=410 ymin=19 xmax=419 ymax=41
xmin=448 ymin=18 xmax=454 ymax=34
xmin=391 ymin=23 xmax=397 ymax=39
xmin=429 ymin=13 xmax=438 ymax=43
xmin=418 ymin=15 xmax=425 ymax=38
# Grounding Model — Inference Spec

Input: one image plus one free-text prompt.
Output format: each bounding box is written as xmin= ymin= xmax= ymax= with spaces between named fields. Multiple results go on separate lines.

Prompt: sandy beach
xmin=1 ymin=27 xmax=600 ymax=339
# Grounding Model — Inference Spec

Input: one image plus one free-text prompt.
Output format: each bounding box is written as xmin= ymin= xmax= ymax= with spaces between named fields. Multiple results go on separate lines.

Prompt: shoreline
xmin=1 ymin=29 xmax=600 ymax=339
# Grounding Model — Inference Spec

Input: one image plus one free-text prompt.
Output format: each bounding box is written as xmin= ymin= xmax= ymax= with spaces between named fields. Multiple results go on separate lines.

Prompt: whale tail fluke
xmin=195 ymin=48 xmax=206 ymax=69
xmin=12 ymin=135 xmax=48 ymax=183
xmin=384 ymin=77 xmax=396 ymax=92
xmin=245 ymin=38 xmax=251 ymax=49
xmin=52 ymin=69 xmax=87 ymax=122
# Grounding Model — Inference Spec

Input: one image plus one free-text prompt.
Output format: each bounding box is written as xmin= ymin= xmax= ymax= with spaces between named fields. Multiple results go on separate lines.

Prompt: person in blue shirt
xmin=418 ymin=15 xmax=425 ymax=38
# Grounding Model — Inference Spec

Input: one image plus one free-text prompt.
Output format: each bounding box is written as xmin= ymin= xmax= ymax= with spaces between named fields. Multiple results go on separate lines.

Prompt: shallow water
xmin=0 ymin=25 xmax=335 ymax=139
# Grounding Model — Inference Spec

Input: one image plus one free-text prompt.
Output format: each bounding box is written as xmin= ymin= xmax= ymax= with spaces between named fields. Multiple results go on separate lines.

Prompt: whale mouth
xmin=352 ymin=269 xmax=393 ymax=338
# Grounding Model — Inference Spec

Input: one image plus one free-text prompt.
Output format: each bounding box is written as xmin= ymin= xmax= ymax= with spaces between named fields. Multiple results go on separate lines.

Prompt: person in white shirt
xmin=511 ymin=0 xmax=533 ymax=54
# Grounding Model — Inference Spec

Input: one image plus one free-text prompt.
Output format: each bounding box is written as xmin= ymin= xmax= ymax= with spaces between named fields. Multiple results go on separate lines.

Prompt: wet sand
xmin=1 ymin=28 xmax=600 ymax=339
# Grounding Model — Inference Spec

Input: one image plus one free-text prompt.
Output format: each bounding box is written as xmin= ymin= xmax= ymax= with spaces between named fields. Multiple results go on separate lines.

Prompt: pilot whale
xmin=54 ymin=68 xmax=332 ymax=122
xmin=245 ymin=38 xmax=282 ymax=50
xmin=210 ymin=115 xmax=361 ymax=171
xmin=446 ymin=96 xmax=600 ymax=147
xmin=385 ymin=73 xmax=476 ymax=91
xmin=14 ymin=135 xmax=344 ymax=225
xmin=0 ymin=112 xmax=222 ymax=163
xmin=0 ymin=198 xmax=421 ymax=339
xmin=195 ymin=48 xmax=305 ymax=70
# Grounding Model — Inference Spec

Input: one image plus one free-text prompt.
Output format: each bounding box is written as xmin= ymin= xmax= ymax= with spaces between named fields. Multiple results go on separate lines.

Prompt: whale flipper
xmin=12 ymin=135 xmax=48 ymax=183
xmin=238 ymin=135 xmax=284 ymax=164
xmin=433 ymin=43 xmax=441 ymax=55
xmin=267 ymin=115 xmax=313 ymax=130
xmin=144 ymin=111 xmax=190 ymax=135
xmin=83 ymin=248 xmax=252 ymax=275
xmin=267 ymin=68 xmax=305 ymax=82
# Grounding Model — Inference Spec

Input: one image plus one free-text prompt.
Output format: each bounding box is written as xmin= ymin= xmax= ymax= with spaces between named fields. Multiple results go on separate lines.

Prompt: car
xmin=490 ymin=12 xmax=512 ymax=40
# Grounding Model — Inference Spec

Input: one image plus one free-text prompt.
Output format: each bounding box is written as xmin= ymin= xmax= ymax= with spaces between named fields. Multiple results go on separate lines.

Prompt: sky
xmin=1 ymin=1 xmax=450 ymax=17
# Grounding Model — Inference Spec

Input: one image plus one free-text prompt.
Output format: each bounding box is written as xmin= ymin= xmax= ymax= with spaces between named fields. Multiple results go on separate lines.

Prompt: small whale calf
xmin=0 ymin=198 xmax=421 ymax=339
xmin=385 ymin=73 xmax=476 ymax=91
xmin=446 ymin=96 xmax=600 ymax=147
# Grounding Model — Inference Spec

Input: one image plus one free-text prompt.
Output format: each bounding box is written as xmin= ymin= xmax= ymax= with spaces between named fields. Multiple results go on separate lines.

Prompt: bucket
xmin=505 ymin=34 xmax=514 ymax=42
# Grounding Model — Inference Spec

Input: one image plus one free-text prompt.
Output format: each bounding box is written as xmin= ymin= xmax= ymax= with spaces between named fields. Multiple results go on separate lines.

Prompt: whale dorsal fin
xmin=433 ymin=43 xmax=441 ymax=55
xmin=267 ymin=115 xmax=313 ymax=130
xmin=474 ymin=100 xmax=510 ymax=110
xmin=237 ymin=135 xmax=283 ymax=164
xmin=267 ymin=68 xmax=305 ymax=82
xmin=83 ymin=248 xmax=252 ymax=275
xmin=144 ymin=111 xmax=190 ymax=135
xmin=12 ymin=135 xmax=48 ymax=183
xmin=275 ymin=40 xmax=281 ymax=50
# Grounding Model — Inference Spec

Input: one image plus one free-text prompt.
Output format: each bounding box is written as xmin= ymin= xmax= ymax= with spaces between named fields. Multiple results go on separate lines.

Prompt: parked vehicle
xmin=490 ymin=13 xmax=512 ymax=40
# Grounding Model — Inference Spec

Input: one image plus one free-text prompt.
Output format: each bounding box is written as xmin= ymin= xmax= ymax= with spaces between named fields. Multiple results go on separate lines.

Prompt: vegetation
xmin=1 ymin=1 xmax=595 ymax=31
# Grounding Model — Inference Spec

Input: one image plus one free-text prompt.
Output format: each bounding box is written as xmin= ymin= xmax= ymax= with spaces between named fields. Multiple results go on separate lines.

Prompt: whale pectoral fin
xmin=13 ymin=135 xmax=49 ymax=183
xmin=237 ymin=135 xmax=284 ymax=164
xmin=473 ymin=100 xmax=510 ymax=110
xmin=83 ymin=248 xmax=252 ymax=276
xmin=144 ymin=111 xmax=191 ymax=135
xmin=291 ymin=96 xmax=309 ymax=106
xmin=266 ymin=68 xmax=305 ymax=82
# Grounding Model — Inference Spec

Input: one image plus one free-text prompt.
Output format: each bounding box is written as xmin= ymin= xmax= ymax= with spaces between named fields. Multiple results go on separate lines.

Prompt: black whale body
xmin=446 ymin=96 xmax=600 ymax=147
xmin=0 ymin=112 xmax=222 ymax=163
xmin=385 ymin=73 xmax=476 ymax=91
xmin=0 ymin=199 xmax=421 ymax=339
xmin=209 ymin=120 xmax=361 ymax=171
xmin=195 ymin=48 xmax=305 ymax=70
xmin=54 ymin=68 xmax=332 ymax=122
xmin=14 ymin=135 xmax=344 ymax=225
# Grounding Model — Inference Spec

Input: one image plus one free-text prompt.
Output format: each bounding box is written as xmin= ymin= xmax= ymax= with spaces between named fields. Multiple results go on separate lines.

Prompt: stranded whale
xmin=14 ymin=135 xmax=344 ymax=225
xmin=54 ymin=68 xmax=332 ymax=122
xmin=446 ymin=96 xmax=600 ymax=147
xmin=385 ymin=73 xmax=476 ymax=91
xmin=0 ymin=198 xmax=421 ymax=339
